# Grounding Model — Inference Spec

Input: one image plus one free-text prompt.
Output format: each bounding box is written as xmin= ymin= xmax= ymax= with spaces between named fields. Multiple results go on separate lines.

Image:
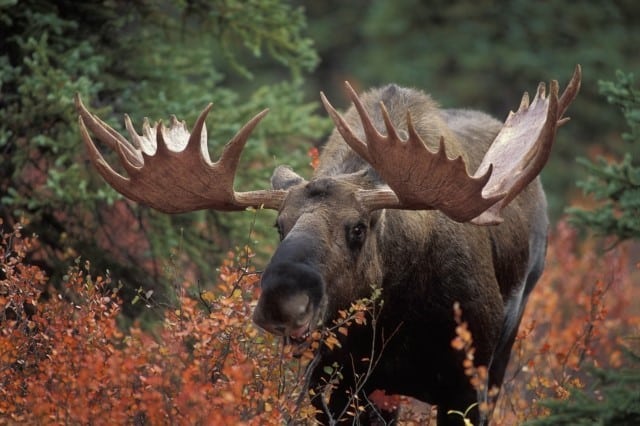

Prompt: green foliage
xmin=182 ymin=0 xmax=318 ymax=80
xmin=569 ymin=155 xmax=640 ymax=240
xmin=568 ymin=71 xmax=640 ymax=241
xmin=524 ymin=349 xmax=640 ymax=426
xmin=599 ymin=71 xmax=640 ymax=143
xmin=0 ymin=32 xmax=107 ymax=207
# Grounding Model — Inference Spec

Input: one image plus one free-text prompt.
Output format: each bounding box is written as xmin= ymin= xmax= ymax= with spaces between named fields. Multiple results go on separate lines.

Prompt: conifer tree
xmin=569 ymin=71 xmax=640 ymax=241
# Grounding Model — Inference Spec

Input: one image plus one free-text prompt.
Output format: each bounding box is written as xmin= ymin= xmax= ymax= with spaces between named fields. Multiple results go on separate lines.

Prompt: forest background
xmin=1 ymin=0 xmax=639 ymax=424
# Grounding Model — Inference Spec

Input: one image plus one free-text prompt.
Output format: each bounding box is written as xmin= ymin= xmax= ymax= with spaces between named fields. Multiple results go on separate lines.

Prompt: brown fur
xmin=254 ymin=84 xmax=548 ymax=425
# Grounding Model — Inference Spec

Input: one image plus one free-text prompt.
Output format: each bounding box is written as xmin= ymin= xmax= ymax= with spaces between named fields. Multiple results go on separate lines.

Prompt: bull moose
xmin=76 ymin=66 xmax=580 ymax=425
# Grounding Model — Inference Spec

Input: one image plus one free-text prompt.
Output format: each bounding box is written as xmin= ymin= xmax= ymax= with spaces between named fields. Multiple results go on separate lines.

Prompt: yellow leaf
xmin=324 ymin=335 xmax=341 ymax=350
xmin=200 ymin=291 xmax=216 ymax=303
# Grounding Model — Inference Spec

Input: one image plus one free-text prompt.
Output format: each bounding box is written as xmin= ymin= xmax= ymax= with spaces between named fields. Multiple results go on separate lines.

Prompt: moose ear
xmin=271 ymin=165 xmax=306 ymax=190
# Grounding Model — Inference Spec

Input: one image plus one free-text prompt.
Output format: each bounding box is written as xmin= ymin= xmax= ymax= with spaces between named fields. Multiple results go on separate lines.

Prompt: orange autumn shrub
xmin=1 ymin=216 xmax=638 ymax=425
xmin=493 ymin=221 xmax=640 ymax=425
xmin=0 ymin=221 xmax=314 ymax=425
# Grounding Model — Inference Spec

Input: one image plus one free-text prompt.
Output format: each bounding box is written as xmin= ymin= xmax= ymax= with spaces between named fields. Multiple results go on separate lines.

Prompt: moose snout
xmin=252 ymin=259 xmax=324 ymax=339
xmin=253 ymin=292 xmax=312 ymax=337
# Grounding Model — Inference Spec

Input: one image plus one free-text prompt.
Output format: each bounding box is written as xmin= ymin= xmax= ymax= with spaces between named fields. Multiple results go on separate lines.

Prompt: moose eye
xmin=346 ymin=223 xmax=367 ymax=249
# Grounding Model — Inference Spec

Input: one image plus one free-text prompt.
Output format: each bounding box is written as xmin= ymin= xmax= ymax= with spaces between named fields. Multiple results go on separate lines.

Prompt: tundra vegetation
xmin=1 ymin=1 xmax=639 ymax=425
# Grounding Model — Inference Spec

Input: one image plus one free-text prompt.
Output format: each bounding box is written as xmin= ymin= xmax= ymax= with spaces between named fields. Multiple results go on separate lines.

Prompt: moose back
xmin=76 ymin=66 xmax=580 ymax=425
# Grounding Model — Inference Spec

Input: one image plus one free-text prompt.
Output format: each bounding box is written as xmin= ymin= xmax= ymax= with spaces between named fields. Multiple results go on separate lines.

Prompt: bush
xmin=0 ymin=220 xmax=314 ymax=424
xmin=2 ymin=217 xmax=638 ymax=424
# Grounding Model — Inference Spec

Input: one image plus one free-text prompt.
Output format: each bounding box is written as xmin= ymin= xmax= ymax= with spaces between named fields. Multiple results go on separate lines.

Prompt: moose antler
xmin=472 ymin=65 xmax=581 ymax=224
xmin=321 ymin=65 xmax=581 ymax=224
xmin=75 ymin=94 xmax=287 ymax=213
xmin=321 ymin=85 xmax=503 ymax=223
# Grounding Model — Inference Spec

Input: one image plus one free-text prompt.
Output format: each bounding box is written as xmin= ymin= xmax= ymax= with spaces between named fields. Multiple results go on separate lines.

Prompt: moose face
xmin=252 ymin=171 xmax=383 ymax=344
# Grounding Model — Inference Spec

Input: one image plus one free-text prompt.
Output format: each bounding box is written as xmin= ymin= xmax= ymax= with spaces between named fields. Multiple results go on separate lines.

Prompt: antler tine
xmin=76 ymin=94 xmax=287 ymax=213
xmin=153 ymin=121 xmax=174 ymax=161
xmin=218 ymin=109 xmax=270 ymax=174
xmin=557 ymin=64 xmax=582 ymax=125
xmin=343 ymin=81 xmax=385 ymax=144
xmin=320 ymin=89 xmax=372 ymax=164
xmin=75 ymin=94 xmax=141 ymax=167
xmin=124 ymin=114 xmax=145 ymax=154
xmin=77 ymin=113 xmax=140 ymax=202
xmin=184 ymin=103 xmax=213 ymax=163
xmin=517 ymin=91 xmax=530 ymax=112
xmin=380 ymin=101 xmax=401 ymax=142
xmin=76 ymin=94 xmax=144 ymax=189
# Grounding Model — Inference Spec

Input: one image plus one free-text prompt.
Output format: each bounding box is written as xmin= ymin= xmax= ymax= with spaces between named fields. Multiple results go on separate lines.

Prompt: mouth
xmin=284 ymin=301 xmax=329 ymax=355
xmin=287 ymin=323 xmax=311 ymax=345
xmin=283 ymin=322 xmax=315 ymax=357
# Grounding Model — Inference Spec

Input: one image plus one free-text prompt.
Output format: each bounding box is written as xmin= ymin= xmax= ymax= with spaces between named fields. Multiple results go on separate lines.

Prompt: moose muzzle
xmin=252 ymin=234 xmax=325 ymax=342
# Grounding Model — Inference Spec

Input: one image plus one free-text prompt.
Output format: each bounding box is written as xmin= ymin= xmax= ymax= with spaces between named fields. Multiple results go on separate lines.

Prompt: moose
xmin=76 ymin=66 xmax=580 ymax=425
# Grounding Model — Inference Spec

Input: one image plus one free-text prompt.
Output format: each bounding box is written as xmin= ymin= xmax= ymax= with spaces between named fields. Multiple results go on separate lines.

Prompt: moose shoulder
xmin=76 ymin=66 xmax=580 ymax=425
